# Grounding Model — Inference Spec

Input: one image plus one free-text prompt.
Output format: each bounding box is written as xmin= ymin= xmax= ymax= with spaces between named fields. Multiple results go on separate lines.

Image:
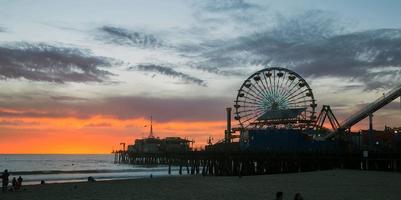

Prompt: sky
xmin=0 ymin=0 xmax=401 ymax=154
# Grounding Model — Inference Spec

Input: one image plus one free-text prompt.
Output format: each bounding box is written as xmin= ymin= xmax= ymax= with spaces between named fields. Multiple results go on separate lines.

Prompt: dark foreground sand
xmin=1 ymin=170 xmax=400 ymax=200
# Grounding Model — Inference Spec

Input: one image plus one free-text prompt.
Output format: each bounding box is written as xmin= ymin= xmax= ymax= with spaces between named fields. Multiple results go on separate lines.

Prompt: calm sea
xmin=0 ymin=154 xmax=179 ymax=185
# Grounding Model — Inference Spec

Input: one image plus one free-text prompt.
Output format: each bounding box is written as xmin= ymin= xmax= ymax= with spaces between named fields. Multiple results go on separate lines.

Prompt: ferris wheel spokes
xmin=234 ymin=67 xmax=316 ymax=129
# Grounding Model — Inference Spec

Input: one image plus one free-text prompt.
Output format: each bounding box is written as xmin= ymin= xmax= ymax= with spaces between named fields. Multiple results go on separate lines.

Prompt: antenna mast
xmin=149 ymin=116 xmax=154 ymax=138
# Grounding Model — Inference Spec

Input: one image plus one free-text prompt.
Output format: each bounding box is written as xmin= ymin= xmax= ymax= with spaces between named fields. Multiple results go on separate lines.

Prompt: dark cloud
xmin=50 ymin=96 xmax=89 ymax=102
xmin=0 ymin=26 xmax=5 ymax=32
xmin=275 ymin=29 xmax=401 ymax=90
xmin=340 ymin=85 xmax=365 ymax=91
xmin=190 ymin=0 xmax=264 ymax=35
xmin=0 ymin=109 xmax=64 ymax=118
xmin=272 ymin=10 xmax=344 ymax=43
xmin=0 ymin=96 xmax=232 ymax=122
xmin=98 ymin=26 xmax=163 ymax=48
xmin=129 ymin=64 xmax=206 ymax=86
xmin=186 ymin=10 xmax=401 ymax=90
xmin=94 ymin=96 xmax=229 ymax=122
xmin=0 ymin=42 xmax=115 ymax=83
xmin=188 ymin=63 xmax=245 ymax=76
xmin=0 ymin=120 xmax=39 ymax=126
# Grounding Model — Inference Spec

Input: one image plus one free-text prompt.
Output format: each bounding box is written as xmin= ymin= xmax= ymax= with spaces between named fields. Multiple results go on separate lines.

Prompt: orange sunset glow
xmin=0 ymin=116 xmax=225 ymax=154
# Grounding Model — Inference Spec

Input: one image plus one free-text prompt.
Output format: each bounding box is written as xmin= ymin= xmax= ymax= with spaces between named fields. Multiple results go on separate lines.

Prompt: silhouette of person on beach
xmin=88 ymin=176 xmax=96 ymax=182
xmin=294 ymin=193 xmax=303 ymax=200
xmin=275 ymin=191 xmax=283 ymax=200
xmin=17 ymin=176 xmax=23 ymax=190
xmin=1 ymin=169 xmax=10 ymax=192
xmin=12 ymin=177 xmax=17 ymax=191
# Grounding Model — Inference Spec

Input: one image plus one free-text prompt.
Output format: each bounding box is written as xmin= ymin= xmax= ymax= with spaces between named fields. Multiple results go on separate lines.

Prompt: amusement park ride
xmin=223 ymin=67 xmax=401 ymax=150
xmin=234 ymin=67 xmax=317 ymax=130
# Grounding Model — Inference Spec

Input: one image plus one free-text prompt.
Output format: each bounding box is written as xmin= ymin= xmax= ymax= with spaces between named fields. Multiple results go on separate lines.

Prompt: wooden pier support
xmin=114 ymin=151 xmax=401 ymax=176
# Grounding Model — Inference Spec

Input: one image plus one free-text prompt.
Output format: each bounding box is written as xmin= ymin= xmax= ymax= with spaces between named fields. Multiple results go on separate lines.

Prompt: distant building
xmin=385 ymin=126 xmax=401 ymax=134
xmin=127 ymin=137 xmax=191 ymax=153
xmin=127 ymin=116 xmax=192 ymax=153
xmin=346 ymin=126 xmax=401 ymax=151
xmin=128 ymin=137 xmax=160 ymax=153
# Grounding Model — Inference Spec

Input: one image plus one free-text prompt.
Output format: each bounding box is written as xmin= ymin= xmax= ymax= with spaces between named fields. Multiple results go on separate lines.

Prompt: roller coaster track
xmin=338 ymin=84 xmax=401 ymax=130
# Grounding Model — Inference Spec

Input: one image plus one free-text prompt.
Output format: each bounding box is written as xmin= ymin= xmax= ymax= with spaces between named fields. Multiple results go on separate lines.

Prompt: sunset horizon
xmin=1 ymin=0 xmax=401 ymax=154
xmin=2 ymin=1 xmax=401 ymax=200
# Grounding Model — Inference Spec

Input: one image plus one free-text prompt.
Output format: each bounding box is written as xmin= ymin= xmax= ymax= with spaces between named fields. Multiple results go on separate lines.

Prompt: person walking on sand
xmin=275 ymin=191 xmax=283 ymax=200
xmin=1 ymin=169 xmax=10 ymax=192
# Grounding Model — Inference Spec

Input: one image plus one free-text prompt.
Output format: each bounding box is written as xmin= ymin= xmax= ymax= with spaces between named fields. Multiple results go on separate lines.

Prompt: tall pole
xmin=149 ymin=115 xmax=154 ymax=138
xmin=225 ymin=107 xmax=232 ymax=143
xmin=369 ymin=113 xmax=373 ymax=149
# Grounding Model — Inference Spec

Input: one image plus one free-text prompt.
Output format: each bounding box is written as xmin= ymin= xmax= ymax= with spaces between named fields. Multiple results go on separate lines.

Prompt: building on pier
xmin=127 ymin=137 xmax=192 ymax=153
xmin=345 ymin=127 xmax=401 ymax=151
xmin=127 ymin=116 xmax=192 ymax=153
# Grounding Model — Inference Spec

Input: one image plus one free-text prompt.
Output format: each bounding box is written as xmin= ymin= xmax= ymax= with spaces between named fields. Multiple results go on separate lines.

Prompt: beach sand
xmin=1 ymin=169 xmax=400 ymax=200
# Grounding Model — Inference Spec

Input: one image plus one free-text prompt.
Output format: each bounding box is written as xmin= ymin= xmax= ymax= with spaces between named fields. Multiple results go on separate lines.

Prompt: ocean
xmin=0 ymin=154 xmax=179 ymax=185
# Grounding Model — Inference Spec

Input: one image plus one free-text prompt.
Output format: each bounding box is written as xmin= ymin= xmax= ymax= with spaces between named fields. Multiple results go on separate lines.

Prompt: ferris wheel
xmin=234 ymin=67 xmax=317 ymax=129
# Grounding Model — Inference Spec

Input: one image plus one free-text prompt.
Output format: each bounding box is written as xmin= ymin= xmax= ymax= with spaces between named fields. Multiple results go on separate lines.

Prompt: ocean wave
xmin=10 ymin=168 xmax=171 ymax=175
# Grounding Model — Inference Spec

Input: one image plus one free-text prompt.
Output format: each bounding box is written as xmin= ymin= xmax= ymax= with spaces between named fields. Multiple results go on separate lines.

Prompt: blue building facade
xmin=240 ymin=129 xmax=336 ymax=152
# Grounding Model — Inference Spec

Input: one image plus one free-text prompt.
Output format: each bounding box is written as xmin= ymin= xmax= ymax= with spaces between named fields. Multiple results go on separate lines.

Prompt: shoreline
xmin=2 ymin=169 xmax=401 ymax=200
xmin=0 ymin=154 xmax=180 ymax=186
xmin=9 ymin=168 xmax=182 ymax=186
xmin=21 ymin=172 xmax=181 ymax=186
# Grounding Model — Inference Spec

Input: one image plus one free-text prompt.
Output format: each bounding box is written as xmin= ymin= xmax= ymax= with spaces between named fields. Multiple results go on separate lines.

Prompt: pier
xmin=114 ymin=150 xmax=401 ymax=176
xmin=115 ymin=67 xmax=401 ymax=177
